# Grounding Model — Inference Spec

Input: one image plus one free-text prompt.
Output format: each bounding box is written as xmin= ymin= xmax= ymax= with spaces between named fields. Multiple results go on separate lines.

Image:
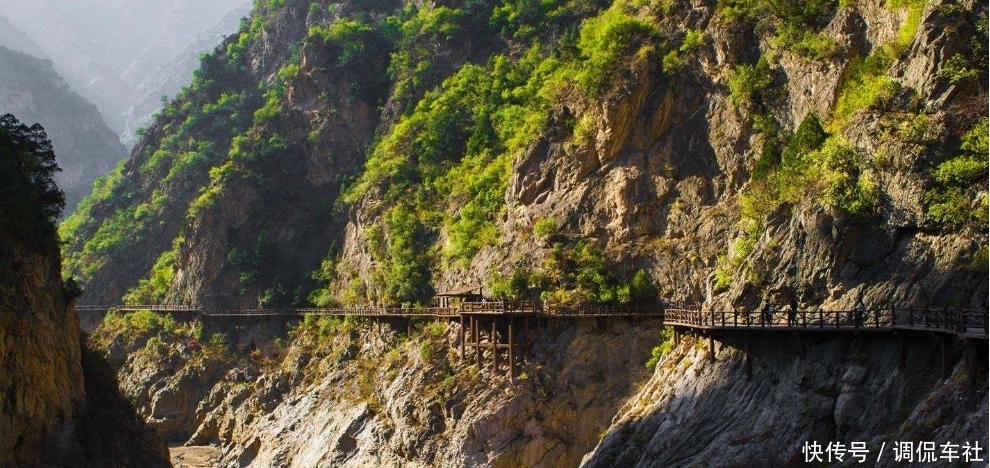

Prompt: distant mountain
xmin=0 ymin=45 xmax=127 ymax=213
xmin=0 ymin=13 xmax=43 ymax=56
xmin=120 ymin=5 xmax=251 ymax=147
xmin=0 ymin=0 xmax=250 ymax=138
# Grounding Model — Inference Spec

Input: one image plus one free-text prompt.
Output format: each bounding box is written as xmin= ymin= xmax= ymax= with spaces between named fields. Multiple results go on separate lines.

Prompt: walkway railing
xmin=658 ymin=307 xmax=987 ymax=339
xmin=460 ymin=300 xmax=543 ymax=314
xmin=75 ymin=303 xmax=988 ymax=339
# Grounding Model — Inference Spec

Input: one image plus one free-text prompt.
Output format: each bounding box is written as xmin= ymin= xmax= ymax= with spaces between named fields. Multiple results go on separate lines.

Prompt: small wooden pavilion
xmin=434 ymin=286 xmax=484 ymax=308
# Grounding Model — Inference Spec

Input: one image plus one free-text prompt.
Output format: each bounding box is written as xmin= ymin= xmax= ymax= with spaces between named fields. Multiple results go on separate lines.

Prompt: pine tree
xmin=0 ymin=113 xmax=65 ymax=249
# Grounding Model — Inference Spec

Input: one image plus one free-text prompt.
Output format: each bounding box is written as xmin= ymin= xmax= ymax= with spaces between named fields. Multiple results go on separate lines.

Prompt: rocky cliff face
xmin=62 ymin=0 xmax=986 ymax=314
xmin=0 ymin=231 xmax=84 ymax=466
xmin=63 ymin=0 xmax=395 ymax=306
xmin=90 ymin=311 xmax=987 ymax=467
xmin=582 ymin=333 xmax=987 ymax=466
xmin=93 ymin=314 xmax=660 ymax=467
xmin=0 ymin=46 xmax=128 ymax=212
xmin=0 ymin=219 xmax=171 ymax=467
xmin=437 ymin=0 xmax=988 ymax=314
xmin=0 ymin=115 xmax=170 ymax=466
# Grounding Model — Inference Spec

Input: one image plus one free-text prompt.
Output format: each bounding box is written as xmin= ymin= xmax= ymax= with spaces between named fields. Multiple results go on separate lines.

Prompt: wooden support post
xmin=524 ymin=316 xmax=530 ymax=356
xmin=492 ymin=319 xmax=498 ymax=372
xmin=460 ymin=314 xmax=465 ymax=359
xmin=474 ymin=316 xmax=481 ymax=366
xmin=708 ymin=334 xmax=715 ymax=362
xmin=508 ymin=317 xmax=515 ymax=382
xmin=407 ymin=318 xmax=412 ymax=336
xmin=745 ymin=332 xmax=752 ymax=382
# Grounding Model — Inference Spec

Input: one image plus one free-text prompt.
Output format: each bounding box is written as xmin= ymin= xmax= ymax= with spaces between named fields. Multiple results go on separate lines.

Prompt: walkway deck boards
xmin=74 ymin=303 xmax=988 ymax=339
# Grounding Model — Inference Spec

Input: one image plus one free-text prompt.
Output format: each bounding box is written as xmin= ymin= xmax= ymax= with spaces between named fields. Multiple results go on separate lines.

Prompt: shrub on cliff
xmin=925 ymin=118 xmax=990 ymax=229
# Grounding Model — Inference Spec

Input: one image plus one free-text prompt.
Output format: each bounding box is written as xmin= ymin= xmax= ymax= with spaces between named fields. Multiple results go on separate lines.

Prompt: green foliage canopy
xmin=0 ymin=114 xmax=64 ymax=249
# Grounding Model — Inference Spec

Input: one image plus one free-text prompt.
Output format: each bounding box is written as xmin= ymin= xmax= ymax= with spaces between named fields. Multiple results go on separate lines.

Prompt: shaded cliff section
xmin=0 ymin=115 xmax=170 ymax=466
xmin=0 ymin=228 xmax=82 ymax=466
xmin=0 ymin=233 xmax=171 ymax=467
xmin=582 ymin=332 xmax=988 ymax=467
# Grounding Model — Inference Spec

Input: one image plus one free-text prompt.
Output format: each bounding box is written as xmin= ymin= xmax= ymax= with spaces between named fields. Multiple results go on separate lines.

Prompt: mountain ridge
xmin=0 ymin=45 xmax=128 ymax=213
xmin=62 ymin=0 xmax=987 ymax=313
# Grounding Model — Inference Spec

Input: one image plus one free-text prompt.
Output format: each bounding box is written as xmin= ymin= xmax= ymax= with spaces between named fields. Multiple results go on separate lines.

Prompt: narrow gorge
xmin=3 ymin=0 xmax=987 ymax=466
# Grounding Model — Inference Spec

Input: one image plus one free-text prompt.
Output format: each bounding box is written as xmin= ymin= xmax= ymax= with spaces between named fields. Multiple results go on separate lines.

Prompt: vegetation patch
xmin=487 ymin=242 xmax=659 ymax=305
xmin=122 ymin=237 xmax=183 ymax=305
xmin=645 ymin=326 xmax=674 ymax=368
xmin=924 ymin=118 xmax=989 ymax=229
xmin=717 ymin=0 xmax=839 ymax=60
xmin=831 ymin=47 xmax=899 ymax=129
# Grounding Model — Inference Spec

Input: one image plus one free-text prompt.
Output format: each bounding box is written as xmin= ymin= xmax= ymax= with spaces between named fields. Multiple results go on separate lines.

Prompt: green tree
xmin=0 ymin=114 xmax=65 ymax=248
xmin=782 ymin=112 xmax=827 ymax=166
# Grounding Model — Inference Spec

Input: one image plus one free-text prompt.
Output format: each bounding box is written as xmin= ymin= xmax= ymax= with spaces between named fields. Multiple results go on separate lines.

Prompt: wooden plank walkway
xmin=74 ymin=302 xmax=988 ymax=339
